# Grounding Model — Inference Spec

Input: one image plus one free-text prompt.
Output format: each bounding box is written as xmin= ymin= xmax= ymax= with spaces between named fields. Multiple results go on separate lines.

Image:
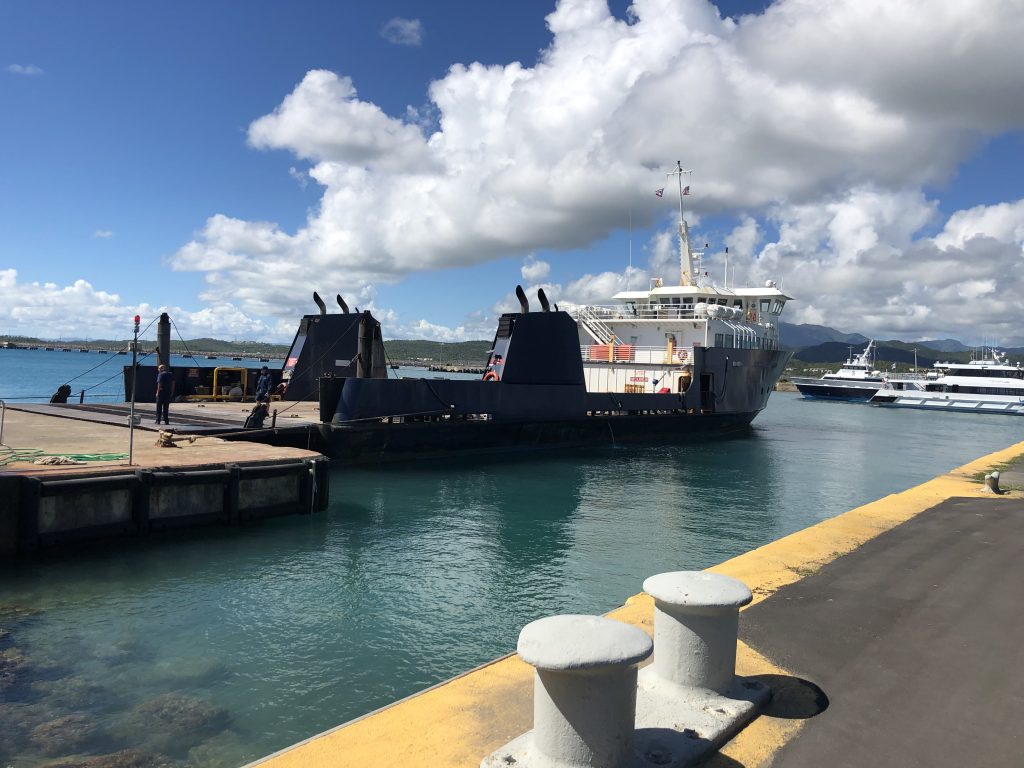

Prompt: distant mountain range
xmin=779 ymin=323 xmax=1024 ymax=364
xmin=5 ymin=323 xmax=1019 ymax=368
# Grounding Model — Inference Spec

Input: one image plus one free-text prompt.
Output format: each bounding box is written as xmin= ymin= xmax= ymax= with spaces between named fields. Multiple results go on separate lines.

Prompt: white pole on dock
xmin=128 ymin=314 xmax=140 ymax=466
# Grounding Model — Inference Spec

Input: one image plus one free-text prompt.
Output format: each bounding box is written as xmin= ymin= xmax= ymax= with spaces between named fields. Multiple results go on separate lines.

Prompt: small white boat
xmin=789 ymin=340 xmax=884 ymax=401
xmin=869 ymin=350 xmax=1024 ymax=415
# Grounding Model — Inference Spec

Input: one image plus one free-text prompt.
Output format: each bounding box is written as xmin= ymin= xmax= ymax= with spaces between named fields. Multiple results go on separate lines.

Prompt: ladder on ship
xmin=573 ymin=305 xmax=615 ymax=345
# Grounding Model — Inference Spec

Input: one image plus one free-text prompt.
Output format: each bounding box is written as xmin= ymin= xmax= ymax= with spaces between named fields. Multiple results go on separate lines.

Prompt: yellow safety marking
xmin=250 ymin=440 xmax=1024 ymax=768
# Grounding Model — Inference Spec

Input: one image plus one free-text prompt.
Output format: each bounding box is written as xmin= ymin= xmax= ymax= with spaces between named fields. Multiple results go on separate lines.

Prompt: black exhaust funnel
xmin=515 ymin=285 xmax=529 ymax=314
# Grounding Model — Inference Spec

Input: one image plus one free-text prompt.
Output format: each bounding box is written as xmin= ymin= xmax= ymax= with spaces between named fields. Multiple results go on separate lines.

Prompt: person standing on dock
xmin=155 ymin=364 xmax=173 ymax=424
xmin=255 ymin=365 xmax=272 ymax=402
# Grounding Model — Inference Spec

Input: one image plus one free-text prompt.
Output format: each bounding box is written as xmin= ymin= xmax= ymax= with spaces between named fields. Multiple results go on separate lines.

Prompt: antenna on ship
xmin=667 ymin=160 xmax=695 ymax=286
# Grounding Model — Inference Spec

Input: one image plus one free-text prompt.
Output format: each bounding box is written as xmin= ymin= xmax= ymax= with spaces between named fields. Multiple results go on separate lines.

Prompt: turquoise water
xmin=0 ymin=347 xmax=283 ymax=404
xmin=2 ymin=349 xmax=1022 ymax=766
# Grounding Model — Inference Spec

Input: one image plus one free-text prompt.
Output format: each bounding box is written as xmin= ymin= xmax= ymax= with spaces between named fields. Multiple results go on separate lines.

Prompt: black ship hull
xmin=792 ymin=382 xmax=880 ymax=401
xmin=316 ymin=409 xmax=760 ymax=464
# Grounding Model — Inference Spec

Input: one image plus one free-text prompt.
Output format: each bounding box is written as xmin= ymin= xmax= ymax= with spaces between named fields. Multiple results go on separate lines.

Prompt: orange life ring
xmin=483 ymin=371 xmax=500 ymax=382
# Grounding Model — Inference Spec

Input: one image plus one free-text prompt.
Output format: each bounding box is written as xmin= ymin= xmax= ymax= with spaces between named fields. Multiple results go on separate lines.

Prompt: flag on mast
xmin=682 ymin=185 xmax=690 ymax=195
xmin=655 ymin=188 xmax=664 ymax=197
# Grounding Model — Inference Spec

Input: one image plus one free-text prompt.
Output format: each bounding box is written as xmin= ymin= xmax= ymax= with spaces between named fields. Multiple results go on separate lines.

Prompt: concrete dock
xmin=246 ymin=441 xmax=1024 ymax=768
xmin=1 ymin=402 xmax=329 ymax=555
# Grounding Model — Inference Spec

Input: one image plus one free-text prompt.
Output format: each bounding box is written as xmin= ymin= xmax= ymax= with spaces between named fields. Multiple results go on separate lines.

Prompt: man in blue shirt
xmin=155 ymin=364 xmax=174 ymax=425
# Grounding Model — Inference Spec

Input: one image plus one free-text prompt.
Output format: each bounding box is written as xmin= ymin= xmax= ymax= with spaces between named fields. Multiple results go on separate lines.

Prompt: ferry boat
xmin=317 ymin=165 xmax=794 ymax=463
xmin=788 ymin=340 xmax=884 ymax=401
xmin=869 ymin=351 xmax=1024 ymax=415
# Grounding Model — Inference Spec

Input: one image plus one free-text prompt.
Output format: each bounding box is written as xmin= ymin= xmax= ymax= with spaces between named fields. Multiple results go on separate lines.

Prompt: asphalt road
xmin=740 ymin=496 xmax=1024 ymax=768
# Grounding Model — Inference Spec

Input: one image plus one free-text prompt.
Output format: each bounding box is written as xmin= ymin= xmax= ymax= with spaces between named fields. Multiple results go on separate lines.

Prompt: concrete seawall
xmin=247 ymin=440 xmax=1024 ymax=768
xmin=0 ymin=405 xmax=330 ymax=556
xmin=1 ymin=457 xmax=329 ymax=554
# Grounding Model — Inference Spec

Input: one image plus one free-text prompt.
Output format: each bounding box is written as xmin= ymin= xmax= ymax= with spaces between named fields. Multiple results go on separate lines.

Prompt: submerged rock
xmin=185 ymin=729 xmax=251 ymax=768
xmin=110 ymin=692 xmax=230 ymax=756
xmin=32 ymin=674 xmax=115 ymax=711
xmin=132 ymin=692 xmax=228 ymax=732
xmin=92 ymin=637 xmax=153 ymax=665
xmin=0 ymin=603 xmax=41 ymax=625
xmin=0 ymin=646 xmax=33 ymax=695
xmin=38 ymin=748 xmax=177 ymax=768
xmin=145 ymin=656 xmax=228 ymax=687
xmin=0 ymin=700 xmax=54 ymax=755
xmin=31 ymin=713 xmax=100 ymax=756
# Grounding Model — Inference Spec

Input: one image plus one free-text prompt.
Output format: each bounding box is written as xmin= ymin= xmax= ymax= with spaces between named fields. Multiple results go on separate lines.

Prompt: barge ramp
xmin=1 ymin=402 xmax=329 ymax=555
xmin=248 ymin=442 xmax=1024 ymax=768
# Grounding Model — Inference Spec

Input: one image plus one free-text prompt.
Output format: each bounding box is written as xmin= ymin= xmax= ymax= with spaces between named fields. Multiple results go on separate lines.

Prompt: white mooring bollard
xmin=642 ymin=570 xmax=752 ymax=693
xmin=632 ymin=571 xmax=771 ymax=767
xmin=481 ymin=614 xmax=653 ymax=768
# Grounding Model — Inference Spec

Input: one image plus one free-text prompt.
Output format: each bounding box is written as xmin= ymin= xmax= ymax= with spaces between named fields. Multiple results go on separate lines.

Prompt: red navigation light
xmin=134 ymin=315 xmax=141 ymax=324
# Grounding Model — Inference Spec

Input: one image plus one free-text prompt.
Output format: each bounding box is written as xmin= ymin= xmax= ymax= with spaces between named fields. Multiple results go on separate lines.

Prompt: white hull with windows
xmin=870 ymin=352 xmax=1024 ymax=415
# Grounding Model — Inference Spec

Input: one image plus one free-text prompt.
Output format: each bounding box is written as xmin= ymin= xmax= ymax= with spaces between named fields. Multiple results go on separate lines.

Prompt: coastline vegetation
xmin=0 ymin=335 xmax=493 ymax=366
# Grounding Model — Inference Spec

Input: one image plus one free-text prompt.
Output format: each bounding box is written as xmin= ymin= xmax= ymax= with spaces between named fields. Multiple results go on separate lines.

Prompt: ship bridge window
xmin=760 ymin=298 xmax=771 ymax=314
xmin=732 ymin=300 xmax=743 ymax=307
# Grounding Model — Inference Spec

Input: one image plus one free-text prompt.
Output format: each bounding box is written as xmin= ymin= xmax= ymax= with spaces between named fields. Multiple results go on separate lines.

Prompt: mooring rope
xmin=0 ymin=446 xmax=128 ymax=467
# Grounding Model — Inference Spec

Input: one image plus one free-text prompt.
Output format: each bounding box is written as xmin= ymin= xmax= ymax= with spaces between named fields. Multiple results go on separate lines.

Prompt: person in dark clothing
xmin=255 ymin=365 xmax=273 ymax=402
xmin=155 ymin=364 xmax=173 ymax=424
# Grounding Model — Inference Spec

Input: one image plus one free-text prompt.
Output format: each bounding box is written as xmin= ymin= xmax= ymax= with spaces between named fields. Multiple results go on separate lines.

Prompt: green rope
xmin=0 ymin=446 xmax=128 ymax=467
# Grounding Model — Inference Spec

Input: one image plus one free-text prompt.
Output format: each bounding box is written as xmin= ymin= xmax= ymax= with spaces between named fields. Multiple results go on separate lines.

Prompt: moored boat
xmin=789 ymin=340 xmax=884 ymax=401
xmin=869 ymin=350 xmax=1024 ymax=415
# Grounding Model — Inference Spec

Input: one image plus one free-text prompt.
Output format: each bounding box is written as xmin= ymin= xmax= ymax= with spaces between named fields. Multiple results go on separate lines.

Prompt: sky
xmin=2 ymin=0 xmax=1024 ymax=346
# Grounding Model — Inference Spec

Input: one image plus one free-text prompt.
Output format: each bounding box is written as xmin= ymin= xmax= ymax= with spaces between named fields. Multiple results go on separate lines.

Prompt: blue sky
xmin=3 ymin=0 xmax=1024 ymax=345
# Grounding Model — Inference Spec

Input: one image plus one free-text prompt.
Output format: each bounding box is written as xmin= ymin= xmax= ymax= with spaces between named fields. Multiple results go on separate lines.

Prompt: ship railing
xmin=573 ymin=303 xmax=762 ymax=323
xmin=885 ymin=372 xmax=930 ymax=382
xmin=581 ymin=344 xmax=695 ymax=365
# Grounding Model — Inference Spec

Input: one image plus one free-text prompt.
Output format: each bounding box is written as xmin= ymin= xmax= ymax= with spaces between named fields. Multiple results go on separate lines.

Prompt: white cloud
xmin=169 ymin=0 xmax=1024 ymax=335
xmin=92 ymin=230 xmax=114 ymax=239
xmin=521 ymin=256 xmax=551 ymax=282
xmin=742 ymin=190 xmax=1024 ymax=344
xmin=381 ymin=18 xmax=423 ymax=46
xmin=288 ymin=166 xmax=309 ymax=189
xmin=933 ymin=200 xmax=1024 ymax=250
xmin=7 ymin=64 xmax=44 ymax=76
xmin=401 ymin=319 xmax=468 ymax=342
xmin=0 ymin=269 xmax=280 ymax=342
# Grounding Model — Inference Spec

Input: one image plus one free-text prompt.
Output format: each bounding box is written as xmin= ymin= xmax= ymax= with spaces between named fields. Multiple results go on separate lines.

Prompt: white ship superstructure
xmin=566 ymin=164 xmax=790 ymax=398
